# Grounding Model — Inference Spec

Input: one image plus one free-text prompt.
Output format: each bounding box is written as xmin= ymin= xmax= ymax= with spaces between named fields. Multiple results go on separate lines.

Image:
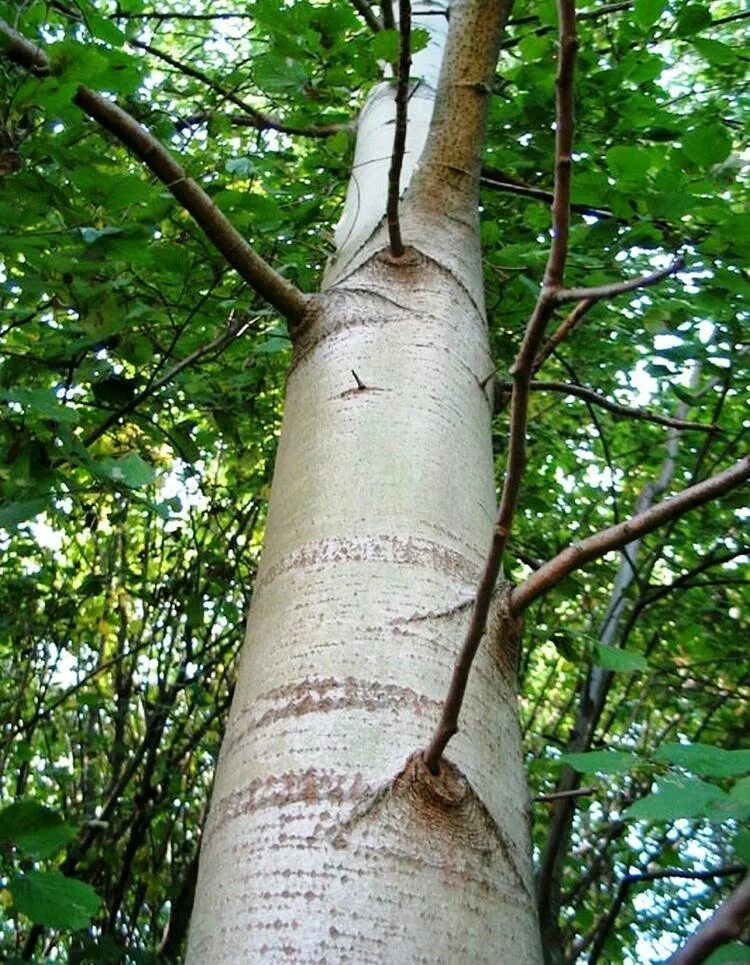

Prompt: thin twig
xmin=422 ymin=0 xmax=579 ymax=774
xmin=494 ymin=380 xmax=716 ymax=432
xmin=555 ymin=258 xmax=684 ymax=304
xmin=533 ymin=297 xmax=596 ymax=372
xmin=510 ymin=455 xmax=750 ymax=614
xmin=386 ymin=0 xmax=411 ymax=257
xmin=534 ymin=786 xmax=596 ymax=803
xmin=131 ymin=40 xmax=349 ymax=138
xmin=73 ymin=87 xmax=308 ymax=323
xmin=480 ymin=169 xmax=614 ymax=221
xmin=84 ymin=315 xmax=252 ymax=447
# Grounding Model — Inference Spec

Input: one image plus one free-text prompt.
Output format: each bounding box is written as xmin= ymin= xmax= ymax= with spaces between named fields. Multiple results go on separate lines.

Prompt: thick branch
xmin=73 ymin=88 xmax=308 ymax=323
xmin=0 ymin=18 xmax=50 ymax=73
xmin=408 ymin=0 xmax=513 ymax=206
xmin=0 ymin=23 xmax=309 ymax=321
xmin=667 ymin=875 xmax=750 ymax=965
xmin=495 ymin=380 xmax=716 ymax=432
xmin=511 ymin=456 xmax=750 ymax=614
xmin=386 ymin=0 xmax=411 ymax=256
xmin=545 ymin=1 xmax=577 ymax=289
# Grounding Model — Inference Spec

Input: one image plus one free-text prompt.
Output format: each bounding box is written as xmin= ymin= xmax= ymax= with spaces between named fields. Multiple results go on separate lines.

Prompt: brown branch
xmin=84 ymin=314 xmax=253 ymax=448
xmin=480 ymin=170 xmax=614 ymax=220
xmin=73 ymin=87 xmax=308 ymax=323
xmin=351 ymin=0 xmax=382 ymax=32
xmin=510 ymin=455 xmax=750 ymax=614
xmin=534 ymin=786 xmax=596 ymax=803
xmin=555 ymin=257 xmax=684 ymax=304
xmin=494 ymin=380 xmax=717 ymax=432
xmin=533 ymin=297 xmax=596 ymax=372
xmin=0 ymin=23 xmax=309 ymax=321
xmin=667 ymin=875 xmax=750 ymax=965
xmin=422 ymin=0 xmax=579 ymax=775
xmin=0 ymin=18 xmax=50 ymax=73
xmin=131 ymin=40 xmax=350 ymax=138
xmin=588 ymin=865 xmax=746 ymax=965
xmin=386 ymin=0 xmax=411 ymax=257
xmin=381 ymin=0 xmax=396 ymax=31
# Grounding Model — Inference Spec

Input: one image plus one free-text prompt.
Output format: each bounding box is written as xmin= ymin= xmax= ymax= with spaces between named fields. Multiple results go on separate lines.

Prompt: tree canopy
xmin=0 ymin=0 xmax=748 ymax=961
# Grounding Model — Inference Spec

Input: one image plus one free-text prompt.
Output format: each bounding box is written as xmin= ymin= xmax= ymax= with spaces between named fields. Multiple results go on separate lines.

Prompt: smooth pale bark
xmin=188 ymin=2 xmax=542 ymax=960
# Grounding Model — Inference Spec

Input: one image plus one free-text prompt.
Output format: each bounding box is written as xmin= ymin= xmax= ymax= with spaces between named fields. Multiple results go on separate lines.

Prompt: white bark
xmin=188 ymin=1 xmax=542 ymax=960
xmin=333 ymin=2 xmax=448 ymax=270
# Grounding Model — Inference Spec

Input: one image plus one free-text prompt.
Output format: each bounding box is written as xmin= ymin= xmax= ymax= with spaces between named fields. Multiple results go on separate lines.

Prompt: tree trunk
xmin=187 ymin=2 xmax=543 ymax=960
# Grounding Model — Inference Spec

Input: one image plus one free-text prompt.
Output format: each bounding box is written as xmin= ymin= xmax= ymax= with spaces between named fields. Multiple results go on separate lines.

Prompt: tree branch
xmin=533 ymin=297 xmax=596 ymax=372
xmin=588 ymin=865 xmax=746 ymax=965
xmin=510 ymin=455 xmax=750 ymax=614
xmin=84 ymin=314 xmax=253 ymax=448
xmin=666 ymin=875 xmax=750 ymax=965
xmin=534 ymin=786 xmax=595 ymax=803
xmin=555 ymin=258 xmax=684 ymax=304
xmin=381 ymin=0 xmax=396 ymax=31
xmin=351 ymin=0 xmax=382 ymax=31
xmin=494 ymin=380 xmax=717 ymax=432
xmin=72 ymin=88 xmax=308 ymax=323
xmin=0 ymin=23 xmax=309 ymax=323
xmin=131 ymin=40 xmax=350 ymax=138
xmin=480 ymin=168 xmax=614 ymax=221
xmin=387 ymin=0 xmax=411 ymax=256
xmin=422 ymin=0 xmax=579 ymax=774
xmin=0 ymin=18 xmax=51 ymax=74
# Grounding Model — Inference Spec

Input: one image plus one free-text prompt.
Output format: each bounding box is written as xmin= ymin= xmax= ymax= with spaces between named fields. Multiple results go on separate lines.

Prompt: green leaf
xmin=626 ymin=777 xmax=727 ymax=821
xmin=704 ymin=946 xmax=750 ymax=964
xmin=185 ymin=595 xmax=204 ymax=628
xmin=633 ymin=0 xmax=667 ymax=28
xmin=10 ymin=871 xmax=101 ymax=929
xmin=682 ymin=125 xmax=732 ymax=167
xmin=86 ymin=13 xmax=126 ymax=47
xmin=730 ymin=777 xmax=750 ymax=805
xmin=560 ymin=750 xmax=639 ymax=775
xmin=593 ymin=644 xmax=649 ymax=673
xmin=675 ymin=4 xmax=712 ymax=35
xmin=0 ymin=387 xmax=79 ymax=424
xmin=371 ymin=29 xmax=400 ymax=63
xmin=94 ymin=453 xmax=155 ymax=489
xmin=733 ymin=830 xmax=750 ymax=866
xmin=226 ymin=157 xmax=255 ymax=177
xmin=411 ymin=27 xmax=431 ymax=55
xmin=606 ymin=146 xmax=655 ymax=183
xmin=691 ymin=38 xmax=737 ymax=66
xmin=0 ymin=801 xmax=76 ymax=858
xmin=0 ymin=499 xmax=48 ymax=529
xmin=654 ymin=744 xmax=750 ymax=778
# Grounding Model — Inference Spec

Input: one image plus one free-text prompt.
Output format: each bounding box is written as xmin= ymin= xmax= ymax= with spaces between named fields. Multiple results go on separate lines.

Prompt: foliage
xmin=0 ymin=0 xmax=748 ymax=961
